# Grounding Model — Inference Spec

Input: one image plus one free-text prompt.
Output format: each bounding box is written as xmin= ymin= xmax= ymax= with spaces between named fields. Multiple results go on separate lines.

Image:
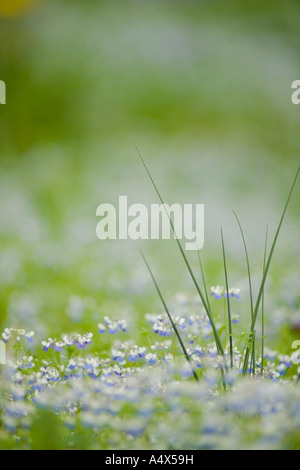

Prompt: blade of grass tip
xmin=232 ymin=211 xmax=254 ymax=321
xmin=243 ymin=165 xmax=300 ymax=374
xmin=134 ymin=140 xmax=225 ymax=360
xmin=141 ymin=252 xmax=199 ymax=383
xmin=261 ymin=226 xmax=268 ymax=376
xmin=221 ymin=229 xmax=233 ymax=369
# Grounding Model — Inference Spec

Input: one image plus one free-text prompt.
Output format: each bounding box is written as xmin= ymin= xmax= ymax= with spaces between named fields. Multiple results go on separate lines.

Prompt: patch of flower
xmin=2 ymin=328 xmax=35 ymax=344
xmin=1 ymin=293 xmax=300 ymax=450
xmin=98 ymin=316 xmax=128 ymax=335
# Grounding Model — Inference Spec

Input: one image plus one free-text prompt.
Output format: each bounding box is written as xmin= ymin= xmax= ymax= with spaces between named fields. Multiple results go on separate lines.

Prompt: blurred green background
xmin=0 ymin=0 xmax=299 ymax=347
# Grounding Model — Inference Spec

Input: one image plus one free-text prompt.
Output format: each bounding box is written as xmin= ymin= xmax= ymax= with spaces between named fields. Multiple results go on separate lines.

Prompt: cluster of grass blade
xmin=261 ymin=227 xmax=268 ymax=376
xmin=134 ymin=142 xmax=225 ymax=358
xmin=221 ymin=229 xmax=233 ymax=369
xmin=241 ymin=166 xmax=300 ymax=374
xmin=233 ymin=217 xmax=269 ymax=376
xmin=141 ymin=252 xmax=200 ymax=382
xmin=136 ymin=140 xmax=299 ymax=382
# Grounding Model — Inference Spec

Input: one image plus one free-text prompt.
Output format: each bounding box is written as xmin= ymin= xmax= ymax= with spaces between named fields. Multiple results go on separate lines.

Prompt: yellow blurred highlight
xmin=0 ymin=0 xmax=37 ymax=17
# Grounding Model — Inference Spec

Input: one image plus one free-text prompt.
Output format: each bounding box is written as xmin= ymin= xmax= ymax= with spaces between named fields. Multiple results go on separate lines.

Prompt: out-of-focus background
xmin=0 ymin=0 xmax=299 ymax=348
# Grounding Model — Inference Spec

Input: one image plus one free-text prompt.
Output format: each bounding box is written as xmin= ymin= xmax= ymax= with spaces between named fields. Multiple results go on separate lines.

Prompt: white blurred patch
xmin=0 ymin=341 xmax=6 ymax=365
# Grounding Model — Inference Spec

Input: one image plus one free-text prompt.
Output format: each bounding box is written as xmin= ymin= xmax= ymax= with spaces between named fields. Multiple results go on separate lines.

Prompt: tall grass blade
xmin=261 ymin=226 xmax=268 ymax=376
xmin=251 ymin=332 xmax=256 ymax=377
xmin=242 ymin=165 xmax=300 ymax=374
xmin=135 ymin=141 xmax=225 ymax=360
xmin=221 ymin=228 xmax=233 ymax=369
xmin=197 ymin=251 xmax=211 ymax=311
xmin=232 ymin=211 xmax=254 ymax=372
xmin=232 ymin=211 xmax=254 ymax=320
xmin=141 ymin=252 xmax=199 ymax=383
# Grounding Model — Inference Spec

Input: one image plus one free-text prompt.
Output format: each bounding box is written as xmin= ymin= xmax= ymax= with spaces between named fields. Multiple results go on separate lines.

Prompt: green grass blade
xmin=135 ymin=141 xmax=225 ymax=360
xmin=221 ymin=228 xmax=233 ymax=369
xmin=243 ymin=165 xmax=300 ymax=374
xmin=250 ymin=332 xmax=256 ymax=377
xmin=141 ymin=252 xmax=199 ymax=383
xmin=232 ymin=211 xmax=254 ymax=374
xmin=232 ymin=211 xmax=254 ymax=321
xmin=197 ymin=251 xmax=211 ymax=311
xmin=261 ymin=226 xmax=268 ymax=376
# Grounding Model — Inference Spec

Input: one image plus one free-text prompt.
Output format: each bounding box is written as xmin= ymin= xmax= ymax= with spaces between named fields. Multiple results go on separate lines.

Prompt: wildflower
xmin=4 ymin=402 xmax=29 ymax=419
xmin=128 ymin=351 xmax=138 ymax=362
xmin=191 ymin=354 xmax=203 ymax=368
xmin=108 ymin=323 xmax=118 ymax=334
xmin=193 ymin=346 xmax=206 ymax=358
xmin=208 ymin=347 xmax=218 ymax=358
xmin=188 ymin=335 xmax=195 ymax=344
xmin=277 ymin=363 xmax=289 ymax=376
xmin=17 ymin=355 xmax=35 ymax=370
xmin=225 ymin=288 xmax=240 ymax=299
xmin=174 ymin=317 xmax=187 ymax=330
xmin=278 ymin=354 xmax=293 ymax=368
xmin=42 ymin=338 xmax=64 ymax=353
xmin=11 ymin=385 xmax=26 ymax=401
xmin=137 ymin=347 xmax=146 ymax=358
xmin=100 ymin=316 xmax=127 ymax=334
xmin=264 ymin=349 xmax=277 ymax=362
xmin=210 ymin=286 xmax=240 ymax=299
xmin=2 ymin=328 xmax=35 ymax=344
xmin=151 ymin=342 xmax=170 ymax=351
xmin=162 ymin=353 xmax=174 ymax=364
xmin=146 ymin=353 xmax=157 ymax=366
xmin=210 ymin=286 xmax=224 ymax=299
xmin=69 ymin=333 xmax=93 ymax=349
xmin=98 ymin=323 xmax=106 ymax=334
xmin=118 ymin=319 xmax=127 ymax=332
xmin=111 ymin=349 xmax=126 ymax=365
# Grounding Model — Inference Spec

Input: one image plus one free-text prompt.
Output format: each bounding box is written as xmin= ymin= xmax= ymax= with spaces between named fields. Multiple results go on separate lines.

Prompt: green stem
xmin=221 ymin=228 xmax=233 ymax=369
xmin=141 ymin=252 xmax=199 ymax=383
xmin=243 ymin=165 xmax=300 ymax=375
xmin=261 ymin=226 xmax=268 ymax=376
xmin=136 ymin=141 xmax=226 ymax=363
